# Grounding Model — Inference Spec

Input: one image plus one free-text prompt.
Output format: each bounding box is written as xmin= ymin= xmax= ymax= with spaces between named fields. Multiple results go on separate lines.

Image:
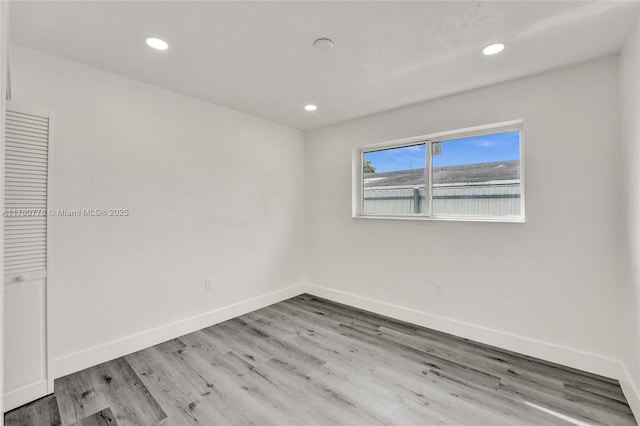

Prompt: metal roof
xmin=364 ymin=160 xmax=520 ymax=187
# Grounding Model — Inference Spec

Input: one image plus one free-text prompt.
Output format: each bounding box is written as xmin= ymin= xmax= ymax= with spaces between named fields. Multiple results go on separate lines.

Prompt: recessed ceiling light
xmin=304 ymin=104 xmax=318 ymax=112
xmin=482 ymin=43 xmax=505 ymax=56
xmin=145 ymin=37 xmax=169 ymax=51
xmin=313 ymin=38 xmax=334 ymax=51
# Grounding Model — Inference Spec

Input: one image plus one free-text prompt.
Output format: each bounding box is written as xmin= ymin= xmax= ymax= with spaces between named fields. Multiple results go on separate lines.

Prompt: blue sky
xmin=364 ymin=130 xmax=520 ymax=172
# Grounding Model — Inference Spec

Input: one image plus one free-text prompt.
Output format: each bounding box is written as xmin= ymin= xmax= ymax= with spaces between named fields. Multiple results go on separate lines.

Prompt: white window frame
xmin=352 ymin=120 xmax=525 ymax=223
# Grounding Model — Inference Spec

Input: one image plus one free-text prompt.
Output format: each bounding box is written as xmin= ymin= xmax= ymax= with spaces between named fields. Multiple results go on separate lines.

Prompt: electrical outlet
xmin=205 ymin=279 xmax=213 ymax=292
xmin=435 ymin=282 xmax=443 ymax=296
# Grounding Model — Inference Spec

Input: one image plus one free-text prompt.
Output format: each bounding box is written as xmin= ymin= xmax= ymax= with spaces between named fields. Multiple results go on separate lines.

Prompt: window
xmin=353 ymin=120 xmax=524 ymax=222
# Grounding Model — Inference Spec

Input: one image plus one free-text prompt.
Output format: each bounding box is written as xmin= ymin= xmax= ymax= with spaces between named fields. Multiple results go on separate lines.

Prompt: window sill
xmin=353 ymin=214 xmax=525 ymax=223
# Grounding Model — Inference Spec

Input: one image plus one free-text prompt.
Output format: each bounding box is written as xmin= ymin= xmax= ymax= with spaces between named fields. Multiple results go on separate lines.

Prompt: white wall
xmin=10 ymin=46 xmax=306 ymax=376
xmin=305 ymin=56 xmax=625 ymax=377
xmin=620 ymin=15 xmax=640 ymax=414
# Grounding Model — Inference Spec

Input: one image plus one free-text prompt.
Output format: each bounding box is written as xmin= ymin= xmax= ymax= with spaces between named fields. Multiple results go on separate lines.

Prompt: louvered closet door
xmin=4 ymin=104 xmax=53 ymax=411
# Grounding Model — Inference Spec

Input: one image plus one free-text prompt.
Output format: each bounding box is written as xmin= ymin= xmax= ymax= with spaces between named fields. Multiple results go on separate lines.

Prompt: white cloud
xmin=469 ymin=139 xmax=496 ymax=147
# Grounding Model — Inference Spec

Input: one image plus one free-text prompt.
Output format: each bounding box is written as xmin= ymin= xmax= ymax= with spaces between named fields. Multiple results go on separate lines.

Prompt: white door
xmin=3 ymin=104 xmax=53 ymax=411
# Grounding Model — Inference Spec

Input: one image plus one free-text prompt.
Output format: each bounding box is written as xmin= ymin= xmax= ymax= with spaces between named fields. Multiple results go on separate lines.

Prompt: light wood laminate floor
xmin=5 ymin=294 xmax=638 ymax=425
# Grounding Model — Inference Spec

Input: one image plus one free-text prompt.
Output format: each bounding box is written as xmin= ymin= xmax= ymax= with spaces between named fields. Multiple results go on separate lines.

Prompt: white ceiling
xmin=9 ymin=1 xmax=640 ymax=130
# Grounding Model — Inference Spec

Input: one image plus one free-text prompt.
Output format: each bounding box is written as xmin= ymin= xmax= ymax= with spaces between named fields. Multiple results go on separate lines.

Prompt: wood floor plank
xmin=85 ymin=357 xmax=167 ymax=426
xmin=565 ymin=375 xmax=628 ymax=404
xmin=499 ymin=374 xmax=634 ymax=426
xmin=127 ymin=345 xmax=226 ymax=425
xmin=54 ymin=370 xmax=111 ymax=425
xmin=293 ymin=296 xmax=630 ymax=405
xmin=282 ymin=322 xmax=563 ymax=425
xmin=280 ymin=297 xmax=554 ymax=391
xmin=180 ymin=331 xmax=336 ymax=425
xmin=160 ymin=337 xmax=286 ymax=425
xmin=6 ymin=294 xmax=638 ymax=425
xmin=199 ymin=321 xmax=374 ymax=425
xmin=198 ymin=322 xmax=275 ymax=367
xmin=69 ymin=408 xmax=117 ymax=426
xmin=225 ymin=317 xmax=327 ymax=366
xmin=4 ymin=395 xmax=62 ymax=426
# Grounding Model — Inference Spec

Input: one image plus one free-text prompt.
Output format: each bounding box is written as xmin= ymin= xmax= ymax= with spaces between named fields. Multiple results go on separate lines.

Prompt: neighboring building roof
xmin=364 ymin=160 xmax=520 ymax=187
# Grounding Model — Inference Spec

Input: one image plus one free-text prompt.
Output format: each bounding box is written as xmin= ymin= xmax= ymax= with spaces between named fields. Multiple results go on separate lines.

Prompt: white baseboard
xmin=620 ymin=362 xmax=640 ymax=422
xmin=54 ymin=284 xmax=307 ymax=378
xmin=305 ymin=283 xmax=623 ymax=380
xmin=4 ymin=379 xmax=49 ymax=412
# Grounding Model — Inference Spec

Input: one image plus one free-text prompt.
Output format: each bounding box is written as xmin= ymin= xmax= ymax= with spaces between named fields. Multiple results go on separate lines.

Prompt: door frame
xmin=0 ymin=0 xmax=7 ymax=416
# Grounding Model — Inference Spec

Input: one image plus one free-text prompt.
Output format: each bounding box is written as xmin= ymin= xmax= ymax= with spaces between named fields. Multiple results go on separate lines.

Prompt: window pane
xmin=432 ymin=130 xmax=520 ymax=217
xmin=363 ymin=144 xmax=426 ymax=215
